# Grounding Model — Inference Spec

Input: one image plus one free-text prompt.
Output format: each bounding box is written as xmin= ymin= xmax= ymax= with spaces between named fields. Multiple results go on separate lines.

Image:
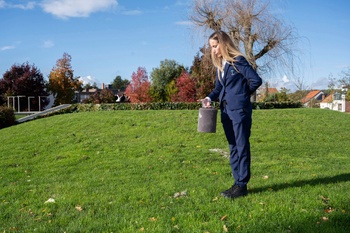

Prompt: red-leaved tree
xmin=0 ymin=62 xmax=49 ymax=111
xmin=125 ymin=67 xmax=153 ymax=103
xmin=171 ymin=71 xmax=197 ymax=102
xmin=190 ymin=46 xmax=215 ymax=99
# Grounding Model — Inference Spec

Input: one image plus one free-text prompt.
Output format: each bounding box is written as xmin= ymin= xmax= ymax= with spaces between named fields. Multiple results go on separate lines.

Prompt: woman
xmin=202 ymin=31 xmax=262 ymax=199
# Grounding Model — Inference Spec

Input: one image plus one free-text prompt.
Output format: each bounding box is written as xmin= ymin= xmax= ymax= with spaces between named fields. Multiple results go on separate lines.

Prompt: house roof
xmin=321 ymin=94 xmax=333 ymax=103
xmin=81 ymin=88 xmax=98 ymax=93
xmin=268 ymin=88 xmax=279 ymax=94
xmin=301 ymin=90 xmax=321 ymax=103
xmin=258 ymin=87 xmax=279 ymax=94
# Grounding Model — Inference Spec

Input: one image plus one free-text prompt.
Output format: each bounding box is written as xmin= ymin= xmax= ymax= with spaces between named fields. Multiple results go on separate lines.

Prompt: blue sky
xmin=1 ymin=0 xmax=349 ymax=92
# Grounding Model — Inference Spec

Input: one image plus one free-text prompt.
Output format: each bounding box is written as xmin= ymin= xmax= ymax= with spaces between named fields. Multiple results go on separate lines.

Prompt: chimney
xmin=102 ymin=83 xmax=105 ymax=89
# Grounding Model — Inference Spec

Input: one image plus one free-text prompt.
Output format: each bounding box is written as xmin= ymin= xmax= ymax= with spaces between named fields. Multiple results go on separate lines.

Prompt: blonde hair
xmin=209 ymin=31 xmax=243 ymax=72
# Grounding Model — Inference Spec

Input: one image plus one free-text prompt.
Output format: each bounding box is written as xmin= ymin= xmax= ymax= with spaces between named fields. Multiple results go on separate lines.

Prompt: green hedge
xmin=0 ymin=106 xmax=16 ymax=129
xmin=65 ymin=102 xmax=203 ymax=112
xmin=2 ymin=101 xmax=302 ymax=127
xmin=253 ymin=101 xmax=303 ymax=109
xmin=54 ymin=101 xmax=302 ymax=114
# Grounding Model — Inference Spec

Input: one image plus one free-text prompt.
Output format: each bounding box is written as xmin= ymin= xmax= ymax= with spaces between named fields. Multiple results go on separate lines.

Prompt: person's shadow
xmin=250 ymin=173 xmax=350 ymax=193
xmin=247 ymin=173 xmax=350 ymax=232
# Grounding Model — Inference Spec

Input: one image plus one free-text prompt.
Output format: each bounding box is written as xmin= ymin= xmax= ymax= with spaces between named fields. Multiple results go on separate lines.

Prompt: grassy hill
xmin=1 ymin=109 xmax=349 ymax=232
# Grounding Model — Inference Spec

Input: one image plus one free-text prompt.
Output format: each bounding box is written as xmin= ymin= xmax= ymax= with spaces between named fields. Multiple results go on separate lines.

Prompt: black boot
xmin=221 ymin=184 xmax=248 ymax=199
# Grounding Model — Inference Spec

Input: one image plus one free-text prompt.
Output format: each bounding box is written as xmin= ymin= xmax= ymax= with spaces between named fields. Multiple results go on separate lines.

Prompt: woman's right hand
xmin=200 ymin=98 xmax=211 ymax=108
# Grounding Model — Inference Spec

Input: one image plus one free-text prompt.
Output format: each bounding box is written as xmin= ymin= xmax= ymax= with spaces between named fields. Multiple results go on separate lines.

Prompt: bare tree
xmin=338 ymin=67 xmax=350 ymax=88
xmin=293 ymin=76 xmax=308 ymax=92
xmin=190 ymin=0 xmax=300 ymax=79
xmin=288 ymin=76 xmax=309 ymax=102
xmin=327 ymin=73 xmax=337 ymax=91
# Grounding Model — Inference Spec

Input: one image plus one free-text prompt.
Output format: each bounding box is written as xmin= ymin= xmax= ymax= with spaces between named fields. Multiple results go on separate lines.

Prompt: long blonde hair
xmin=209 ymin=31 xmax=243 ymax=72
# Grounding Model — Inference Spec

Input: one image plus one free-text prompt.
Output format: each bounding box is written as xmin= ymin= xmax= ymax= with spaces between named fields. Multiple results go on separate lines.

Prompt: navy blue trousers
xmin=221 ymin=104 xmax=252 ymax=186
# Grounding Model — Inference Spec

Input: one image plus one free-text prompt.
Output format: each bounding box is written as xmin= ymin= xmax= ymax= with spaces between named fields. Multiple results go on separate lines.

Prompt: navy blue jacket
xmin=208 ymin=56 xmax=262 ymax=110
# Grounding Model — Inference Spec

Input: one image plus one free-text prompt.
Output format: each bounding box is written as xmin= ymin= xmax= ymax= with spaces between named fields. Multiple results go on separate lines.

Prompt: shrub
xmin=38 ymin=101 xmax=303 ymax=119
xmin=253 ymin=101 xmax=302 ymax=109
xmin=0 ymin=106 xmax=16 ymax=129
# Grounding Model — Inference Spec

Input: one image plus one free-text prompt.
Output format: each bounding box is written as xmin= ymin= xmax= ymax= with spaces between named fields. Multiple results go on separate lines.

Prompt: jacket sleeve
xmin=235 ymin=56 xmax=262 ymax=94
xmin=207 ymin=69 xmax=223 ymax=101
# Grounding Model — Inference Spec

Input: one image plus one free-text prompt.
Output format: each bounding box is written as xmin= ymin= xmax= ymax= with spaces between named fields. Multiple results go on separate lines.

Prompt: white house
xmin=320 ymin=88 xmax=350 ymax=113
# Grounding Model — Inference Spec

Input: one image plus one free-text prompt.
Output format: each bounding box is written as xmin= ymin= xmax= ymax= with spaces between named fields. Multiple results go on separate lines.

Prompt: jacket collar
xmin=223 ymin=62 xmax=230 ymax=76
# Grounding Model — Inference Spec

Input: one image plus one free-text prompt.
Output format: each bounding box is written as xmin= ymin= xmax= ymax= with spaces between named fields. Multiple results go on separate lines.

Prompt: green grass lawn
xmin=1 ymin=108 xmax=349 ymax=232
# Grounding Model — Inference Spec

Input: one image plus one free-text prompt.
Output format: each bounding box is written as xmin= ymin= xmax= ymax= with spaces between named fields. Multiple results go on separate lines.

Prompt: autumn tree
xmin=112 ymin=75 xmax=130 ymax=91
xmin=190 ymin=45 xmax=216 ymax=99
xmin=150 ymin=59 xmax=185 ymax=102
xmin=171 ymin=70 xmax=197 ymax=102
xmin=190 ymin=0 xmax=300 ymax=100
xmin=125 ymin=67 xmax=152 ymax=103
xmin=0 ymin=63 xmax=49 ymax=111
xmin=48 ymin=53 xmax=82 ymax=106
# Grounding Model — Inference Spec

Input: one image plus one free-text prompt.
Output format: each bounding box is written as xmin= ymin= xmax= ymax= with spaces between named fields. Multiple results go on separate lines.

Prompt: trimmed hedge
xmin=52 ymin=101 xmax=302 ymax=115
xmin=57 ymin=102 xmax=203 ymax=113
xmin=254 ymin=101 xmax=303 ymax=109
xmin=0 ymin=106 xmax=16 ymax=129
xmin=12 ymin=101 xmax=302 ymax=124
xmin=1 ymin=101 xmax=303 ymax=127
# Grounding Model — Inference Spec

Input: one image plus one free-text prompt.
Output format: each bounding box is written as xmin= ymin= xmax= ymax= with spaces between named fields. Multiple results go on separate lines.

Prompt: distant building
xmin=301 ymin=90 xmax=325 ymax=107
xmin=74 ymin=88 xmax=98 ymax=103
xmin=257 ymin=87 xmax=279 ymax=101
xmin=73 ymin=83 xmax=129 ymax=103
xmin=320 ymin=88 xmax=350 ymax=113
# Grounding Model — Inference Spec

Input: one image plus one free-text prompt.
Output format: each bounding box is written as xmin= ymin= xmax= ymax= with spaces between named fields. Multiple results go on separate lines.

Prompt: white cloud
xmin=268 ymin=76 xmax=296 ymax=92
xmin=122 ymin=10 xmax=142 ymax=16
xmin=40 ymin=0 xmax=118 ymax=19
xmin=42 ymin=40 xmax=54 ymax=48
xmin=282 ymin=75 xmax=289 ymax=83
xmin=0 ymin=0 xmax=35 ymax=9
xmin=79 ymin=75 xmax=100 ymax=86
xmin=175 ymin=21 xmax=193 ymax=26
xmin=310 ymin=77 xmax=328 ymax=90
xmin=1 ymin=45 xmax=15 ymax=51
xmin=12 ymin=1 xmax=36 ymax=10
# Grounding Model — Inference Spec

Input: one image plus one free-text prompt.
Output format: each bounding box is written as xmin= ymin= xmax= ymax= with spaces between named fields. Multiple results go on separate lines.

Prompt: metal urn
xmin=197 ymin=107 xmax=218 ymax=133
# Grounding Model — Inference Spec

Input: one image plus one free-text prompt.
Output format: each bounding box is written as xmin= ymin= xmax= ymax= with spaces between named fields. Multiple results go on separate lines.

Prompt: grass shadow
xmin=251 ymin=173 xmax=350 ymax=193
